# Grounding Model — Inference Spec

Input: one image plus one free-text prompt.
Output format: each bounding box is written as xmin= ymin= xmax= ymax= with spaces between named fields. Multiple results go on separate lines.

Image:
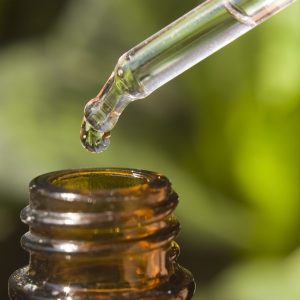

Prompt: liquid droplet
xmin=80 ymin=71 xmax=135 ymax=153
xmin=80 ymin=118 xmax=111 ymax=153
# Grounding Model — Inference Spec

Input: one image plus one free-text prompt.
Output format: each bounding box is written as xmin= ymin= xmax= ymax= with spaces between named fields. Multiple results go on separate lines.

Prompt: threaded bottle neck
xmin=21 ymin=168 xmax=180 ymax=292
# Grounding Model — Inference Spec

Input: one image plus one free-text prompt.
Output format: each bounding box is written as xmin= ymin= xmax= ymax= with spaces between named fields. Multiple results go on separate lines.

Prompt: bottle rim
xmin=29 ymin=168 xmax=172 ymax=203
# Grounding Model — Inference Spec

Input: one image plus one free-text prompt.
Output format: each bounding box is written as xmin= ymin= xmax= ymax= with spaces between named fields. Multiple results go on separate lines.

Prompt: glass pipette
xmin=80 ymin=0 xmax=297 ymax=153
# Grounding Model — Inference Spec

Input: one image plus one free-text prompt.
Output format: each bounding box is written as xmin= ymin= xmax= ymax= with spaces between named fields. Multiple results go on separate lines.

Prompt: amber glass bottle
xmin=9 ymin=168 xmax=195 ymax=299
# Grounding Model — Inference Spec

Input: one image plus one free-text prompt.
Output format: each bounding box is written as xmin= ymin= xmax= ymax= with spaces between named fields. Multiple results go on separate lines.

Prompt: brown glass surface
xmin=9 ymin=168 xmax=195 ymax=299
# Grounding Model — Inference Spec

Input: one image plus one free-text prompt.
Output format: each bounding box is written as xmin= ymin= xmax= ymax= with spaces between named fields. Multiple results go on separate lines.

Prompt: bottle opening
xmin=32 ymin=168 xmax=169 ymax=199
xmin=29 ymin=169 xmax=174 ymax=216
xmin=50 ymin=169 xmax=150 ymax=192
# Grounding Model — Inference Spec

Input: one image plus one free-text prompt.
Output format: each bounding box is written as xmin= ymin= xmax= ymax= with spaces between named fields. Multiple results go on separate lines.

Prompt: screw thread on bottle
xmin=9 ymin=168 xmax=195 ymax=299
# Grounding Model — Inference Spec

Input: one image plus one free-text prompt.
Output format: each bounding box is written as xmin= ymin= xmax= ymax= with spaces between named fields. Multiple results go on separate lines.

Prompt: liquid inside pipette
xmin=80 ymin=71 xmax=135 ymax=153
xmin=80 ymin=117 xmax=111 ymax=153
xmin=80 ymin=0 xmax=295 ymax=153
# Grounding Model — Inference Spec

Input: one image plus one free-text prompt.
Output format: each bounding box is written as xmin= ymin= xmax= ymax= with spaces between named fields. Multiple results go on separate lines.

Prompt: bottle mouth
xmin=29 ymin=168 xmax=173 ymax=209
xmin=35 ymin=168 xmax=156 ymax=193
xmin=21 ymin=168 xmax=179 ymax=257
xmin=55 ymin=168 xmax=149 ymax=191
xmin=25 ymin=168 xmax=178 ymax=226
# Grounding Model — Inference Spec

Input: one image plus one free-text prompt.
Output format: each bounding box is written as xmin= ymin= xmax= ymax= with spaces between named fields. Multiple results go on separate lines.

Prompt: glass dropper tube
xmin=80 ymin=0 xmax=296 ymax=153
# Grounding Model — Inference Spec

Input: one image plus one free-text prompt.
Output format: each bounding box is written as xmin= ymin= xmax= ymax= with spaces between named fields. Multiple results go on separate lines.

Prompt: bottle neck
xmin=21 ymin=169 xmax=180 ymax=292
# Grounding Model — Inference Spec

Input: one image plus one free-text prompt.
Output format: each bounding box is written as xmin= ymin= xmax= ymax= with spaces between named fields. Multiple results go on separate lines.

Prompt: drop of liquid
xmin=80 ymin=71 xmax=135 ymax=153
xmin=80 ymin=118 xmax=111 ymax=153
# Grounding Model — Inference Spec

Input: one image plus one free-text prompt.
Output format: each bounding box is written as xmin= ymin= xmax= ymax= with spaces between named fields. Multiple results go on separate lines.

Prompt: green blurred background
xmin=1 ymin=0 xmax=300 ymax=299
